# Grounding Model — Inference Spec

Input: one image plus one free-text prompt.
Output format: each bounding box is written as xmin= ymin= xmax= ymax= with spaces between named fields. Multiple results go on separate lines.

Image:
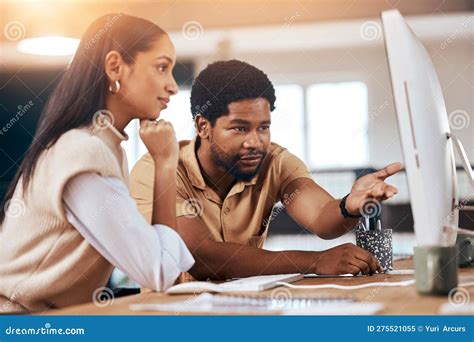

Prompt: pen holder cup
xmin=356 ymin=227 xmax=393 ymax=271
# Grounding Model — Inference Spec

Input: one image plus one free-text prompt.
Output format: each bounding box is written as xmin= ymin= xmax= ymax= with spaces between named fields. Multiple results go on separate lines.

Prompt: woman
xmin=0 ymin=14 xmax=194 ymax=313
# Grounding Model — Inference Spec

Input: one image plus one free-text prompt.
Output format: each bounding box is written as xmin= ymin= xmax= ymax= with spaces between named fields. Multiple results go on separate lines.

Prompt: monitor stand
xmin=444 ymin=133 xmax=474 ymax=267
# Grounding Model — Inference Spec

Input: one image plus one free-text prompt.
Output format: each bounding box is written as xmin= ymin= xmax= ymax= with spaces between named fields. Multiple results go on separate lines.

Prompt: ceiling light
xmin=17 ymin=36 xmax=79 ymax=56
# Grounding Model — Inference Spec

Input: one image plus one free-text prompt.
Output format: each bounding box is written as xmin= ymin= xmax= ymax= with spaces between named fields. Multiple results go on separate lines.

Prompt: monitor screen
xmin=381 ymin=10 xmax=458 ymax=246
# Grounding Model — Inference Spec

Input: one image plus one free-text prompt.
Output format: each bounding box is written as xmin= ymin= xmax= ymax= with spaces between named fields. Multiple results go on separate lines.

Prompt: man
xmin=130 ymin=60 xmax=401 ymax=280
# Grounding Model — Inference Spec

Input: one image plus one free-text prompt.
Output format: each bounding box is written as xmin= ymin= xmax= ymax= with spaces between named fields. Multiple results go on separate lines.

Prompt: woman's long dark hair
xmin=0 ymin=13 xmax=165 ymax=223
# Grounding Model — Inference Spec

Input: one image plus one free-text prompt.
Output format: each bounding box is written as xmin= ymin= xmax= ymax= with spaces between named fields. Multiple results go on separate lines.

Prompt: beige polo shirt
xmin=130 ymin=137 xmax=313 ymax=248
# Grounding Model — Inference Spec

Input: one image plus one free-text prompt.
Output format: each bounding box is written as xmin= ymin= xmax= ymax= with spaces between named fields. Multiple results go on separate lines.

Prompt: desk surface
xmin=45 ymin=259 xmax=474 ymax=315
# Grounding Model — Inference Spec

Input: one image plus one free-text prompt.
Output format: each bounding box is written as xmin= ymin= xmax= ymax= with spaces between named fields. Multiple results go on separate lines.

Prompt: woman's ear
xmin=104 ymin=50 xmax=123 ymax=82
xmin=195 ymin=115 xmax=210 ymax=139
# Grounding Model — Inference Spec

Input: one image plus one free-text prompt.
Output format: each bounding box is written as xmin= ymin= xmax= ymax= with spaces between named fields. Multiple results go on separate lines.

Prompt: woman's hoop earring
xmin=109 ymin=80 xmax=120 ymax=94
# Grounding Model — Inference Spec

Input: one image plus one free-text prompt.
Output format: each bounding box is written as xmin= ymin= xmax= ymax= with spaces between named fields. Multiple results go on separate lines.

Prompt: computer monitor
xmin=381 ymin=10 xmax=462 ymax=247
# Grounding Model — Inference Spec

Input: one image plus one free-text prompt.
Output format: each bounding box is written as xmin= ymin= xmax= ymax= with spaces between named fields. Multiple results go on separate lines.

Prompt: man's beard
xmin=209 ymin=139 xmax=266 ymax=181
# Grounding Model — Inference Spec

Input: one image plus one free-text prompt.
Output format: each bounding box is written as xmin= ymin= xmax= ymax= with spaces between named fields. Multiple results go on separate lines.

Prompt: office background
xmin=1 ymin=1 xmax=473 ymax=285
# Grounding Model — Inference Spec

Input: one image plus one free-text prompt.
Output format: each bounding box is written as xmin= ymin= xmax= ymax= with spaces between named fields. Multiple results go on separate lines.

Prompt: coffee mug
xmin=414 ymin=245 xmax=458 ymax=295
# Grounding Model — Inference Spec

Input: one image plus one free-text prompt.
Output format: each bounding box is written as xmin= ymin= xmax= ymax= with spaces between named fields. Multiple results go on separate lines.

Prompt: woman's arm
xmin=151 ymin=159 xmax=177 ymax=228
xmin=63 ymin=172 xmax=194 ymax=291
xmin=139 ymin=120 xmax=179 ymax=228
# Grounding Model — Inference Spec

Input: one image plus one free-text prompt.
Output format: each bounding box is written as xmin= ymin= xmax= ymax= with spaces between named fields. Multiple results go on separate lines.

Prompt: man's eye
xmin=259 ymin=125 xmax=270 ymax=131
xmin=232 ymin=127 xmax=246 ymax=132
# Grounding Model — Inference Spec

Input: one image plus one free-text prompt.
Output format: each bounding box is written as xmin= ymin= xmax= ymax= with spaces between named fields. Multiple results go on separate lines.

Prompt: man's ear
xmin=195 ymin=115 xmax=211 ymax=139
xmin=104 ymin=50 xmax=124 ymax=83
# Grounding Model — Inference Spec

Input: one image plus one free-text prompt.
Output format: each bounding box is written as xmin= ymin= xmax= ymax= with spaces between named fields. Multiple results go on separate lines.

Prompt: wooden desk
xmin=45 ymin=260 xmax=474 ymax=315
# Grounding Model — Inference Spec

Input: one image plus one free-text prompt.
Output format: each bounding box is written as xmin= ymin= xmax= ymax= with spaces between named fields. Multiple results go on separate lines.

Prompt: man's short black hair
xmin=190 ymin=60 xmax=276 ymax=125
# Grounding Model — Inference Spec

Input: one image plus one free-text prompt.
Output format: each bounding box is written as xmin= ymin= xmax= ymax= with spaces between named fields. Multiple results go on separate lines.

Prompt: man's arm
xmin=283 ymin=163 xmax=402 ymax=240
xmin=282 ymin=178 xmax=359 ymax=239
xmin=176 ymin=215 xmax=381 ymax=280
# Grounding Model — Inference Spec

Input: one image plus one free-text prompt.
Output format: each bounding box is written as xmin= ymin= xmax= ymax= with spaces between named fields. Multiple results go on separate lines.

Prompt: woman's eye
xmin=156 ymin=65 xmax=167 ymax=72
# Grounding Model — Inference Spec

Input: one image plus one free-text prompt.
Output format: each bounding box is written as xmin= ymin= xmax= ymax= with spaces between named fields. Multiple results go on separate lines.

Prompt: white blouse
xmin=63 ymin=172 xmax=194 ymax=291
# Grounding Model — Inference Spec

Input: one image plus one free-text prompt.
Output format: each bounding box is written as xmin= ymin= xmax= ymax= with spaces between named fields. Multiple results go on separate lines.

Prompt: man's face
xmin=208 ymin=98 xmax=271 ymax=181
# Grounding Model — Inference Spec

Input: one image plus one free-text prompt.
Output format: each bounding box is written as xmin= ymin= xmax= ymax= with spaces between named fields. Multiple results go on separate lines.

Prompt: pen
xmin=376 ymin=219 xmax=382 ymax=232
xmin=365 ymin=216 xmax=371 ymax=231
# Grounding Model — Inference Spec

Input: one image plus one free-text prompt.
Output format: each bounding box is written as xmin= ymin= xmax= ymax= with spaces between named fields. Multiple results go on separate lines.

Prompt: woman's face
xmin=118 ymin=34 xmax=178 ymax=121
